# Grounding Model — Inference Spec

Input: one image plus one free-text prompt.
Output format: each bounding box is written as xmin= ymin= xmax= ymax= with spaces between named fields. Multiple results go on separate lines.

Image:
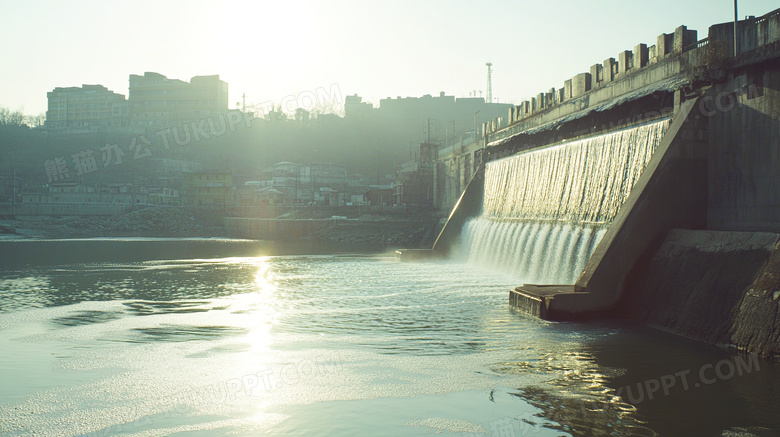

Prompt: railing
xmin=753 ymin=8 xmax=780 ymax=26
xmin=683 ymin=37 xmax=709 ymax=52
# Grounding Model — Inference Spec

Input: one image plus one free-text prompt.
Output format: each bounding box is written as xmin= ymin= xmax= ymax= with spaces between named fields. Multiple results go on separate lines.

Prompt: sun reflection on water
xmin=239 ymin=257 xmax=279 ymax=353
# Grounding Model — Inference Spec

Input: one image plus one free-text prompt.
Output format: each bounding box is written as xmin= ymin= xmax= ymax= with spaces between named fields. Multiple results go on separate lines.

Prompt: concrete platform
xmin=510 ymin=285 xmax=604 ymax=320
xmin=510 ymin=285 xmax=576 ymax=319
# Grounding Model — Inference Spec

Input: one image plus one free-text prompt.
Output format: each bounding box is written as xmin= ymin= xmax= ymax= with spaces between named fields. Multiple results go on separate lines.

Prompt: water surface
xmin=0 ymin=242 xmax=777 ymax=436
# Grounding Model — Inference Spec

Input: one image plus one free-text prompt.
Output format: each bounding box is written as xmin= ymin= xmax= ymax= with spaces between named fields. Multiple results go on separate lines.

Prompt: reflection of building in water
xmin=513 ymin=386 xmax=648 ymax=436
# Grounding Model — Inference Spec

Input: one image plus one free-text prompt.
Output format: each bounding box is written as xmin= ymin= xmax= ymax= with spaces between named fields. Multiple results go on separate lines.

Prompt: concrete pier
xmin=509 ymin=285 xmax=574 ymax=319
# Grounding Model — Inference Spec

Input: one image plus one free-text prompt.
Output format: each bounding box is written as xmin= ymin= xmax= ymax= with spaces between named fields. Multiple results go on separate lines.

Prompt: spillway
xmin=458 ymin=119 xmax=670 ymax=283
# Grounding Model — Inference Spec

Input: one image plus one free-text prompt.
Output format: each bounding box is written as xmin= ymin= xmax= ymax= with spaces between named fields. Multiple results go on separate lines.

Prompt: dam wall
xmin=396 ymin=164 xmax=483 ymax=260
xmin=413 ymin=8 xmax=780 ymax=357
xmin=430 ymin=164 xmax=484 ymax=255
xmin=430 ymin=10 xmax=779 ymax=218
xmin=706 ymin=64 xmax=780 ymax=231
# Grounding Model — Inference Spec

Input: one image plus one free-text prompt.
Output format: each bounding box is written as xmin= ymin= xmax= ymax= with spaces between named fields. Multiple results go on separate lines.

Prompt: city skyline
xmin=3 ymin=0 xmax=778 ymax=116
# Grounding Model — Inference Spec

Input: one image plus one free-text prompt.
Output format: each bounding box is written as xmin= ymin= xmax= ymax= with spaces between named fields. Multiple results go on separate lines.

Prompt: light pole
xmin=473 ymin=110 xmax=480 ymax=142
xmin=734 ymin=0 xmax=739 ymax=56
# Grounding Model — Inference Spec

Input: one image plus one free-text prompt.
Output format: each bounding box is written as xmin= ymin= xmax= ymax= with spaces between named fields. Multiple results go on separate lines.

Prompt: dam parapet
xmin=484 ymin=8 xmax=780 ymax=149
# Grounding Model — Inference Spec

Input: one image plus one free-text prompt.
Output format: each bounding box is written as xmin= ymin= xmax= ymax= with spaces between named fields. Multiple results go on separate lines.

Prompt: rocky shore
xmin=0 ymin=207 xmax=442 ymax=251
xmin=0 ymin=207 xmax=227 ymax=239
xmin=300 ymin=214 xmax=440 ymax=250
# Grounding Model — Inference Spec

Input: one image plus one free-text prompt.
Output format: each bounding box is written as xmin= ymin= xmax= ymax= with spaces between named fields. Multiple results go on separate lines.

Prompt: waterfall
xmin=459 ymin=119 xmax=670 ymax=284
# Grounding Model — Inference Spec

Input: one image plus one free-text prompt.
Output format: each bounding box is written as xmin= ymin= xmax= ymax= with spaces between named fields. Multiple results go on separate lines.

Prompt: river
xmin=0 ymin=239 xmax=777 ymax=436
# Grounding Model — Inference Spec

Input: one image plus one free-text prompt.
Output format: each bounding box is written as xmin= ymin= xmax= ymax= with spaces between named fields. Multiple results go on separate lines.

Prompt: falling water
xmin=460 ymin=119 xmax=671 ymax=284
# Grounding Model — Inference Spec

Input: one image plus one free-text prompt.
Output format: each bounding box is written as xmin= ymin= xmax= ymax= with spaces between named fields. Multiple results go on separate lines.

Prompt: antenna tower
xmin=485 ymin=62 xmax=493 ymax=103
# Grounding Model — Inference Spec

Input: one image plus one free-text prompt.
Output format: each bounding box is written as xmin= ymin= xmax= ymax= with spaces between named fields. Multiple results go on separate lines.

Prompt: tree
xmin=0 ymin=107 xmax=27 ymax=126
xmin=25 ymin=113 xmax=46 ymax=128
xmin=0 ymin=106 xmax=45 ymax=128
xmin=310 ymin=98 xmax=344 ymax=118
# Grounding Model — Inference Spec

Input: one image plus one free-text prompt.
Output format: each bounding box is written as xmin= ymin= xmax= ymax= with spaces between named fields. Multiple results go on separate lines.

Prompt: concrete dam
xmin=399 ymin=9 xmax=780 ymax=360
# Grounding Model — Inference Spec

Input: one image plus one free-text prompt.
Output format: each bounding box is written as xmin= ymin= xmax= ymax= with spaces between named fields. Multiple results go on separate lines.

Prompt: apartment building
xmin=128 ymin=72 xmax=228 ymax=129
xmin=44 ymin=85 xmax=128 ymax=131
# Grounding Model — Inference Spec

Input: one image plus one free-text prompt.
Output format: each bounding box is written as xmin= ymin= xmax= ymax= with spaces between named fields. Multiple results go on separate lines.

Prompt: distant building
xmin=128 ymin=72 xmax=228 ymax=130
xmin=267 ymin=161 xmax=348 ymax=205
xmin=45 ymin=72 xmax=230 ymax=133
xmin=301 ymin=162 xmax=347 ymax=206
xmin=182 ymin=171 xmax=234 ymax=206
xmin=45 ymin=85 xmax=128 ymax=131
xmin=365 ymin=185 xmax=394 ymax=206
xmin=147 ymin=187 xmax=180 ymax=205
xmin=20 ymin=182 xmax=146 ymax=205
xmin=393 ymin=143 xmax=436 ymax=208
xmin=303 ymin=162 xmax=347 ymax=187
xmin=236 ymin=183 xmax=283 ymax=207
xmin=256 ymin=187 xmax=284 ymax=206
xmin=345 ymin=91 xmax=513 ymax=139
xmin=272 ymin=162 xmax=303 ymax=204
xmin=344 ymin=94 xmax=373 ymax=120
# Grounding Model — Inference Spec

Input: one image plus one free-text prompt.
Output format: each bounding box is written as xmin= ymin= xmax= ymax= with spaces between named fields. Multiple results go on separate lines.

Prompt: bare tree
xmin=0 ymin=107 xmax=27 ymax=126
xmin=0 ymin=106 xmax=44 ymax=127
xmin=25 ymin=113 xmax=46 ymax=128
xmin=310 ymin=99 xmax=344 ymax=118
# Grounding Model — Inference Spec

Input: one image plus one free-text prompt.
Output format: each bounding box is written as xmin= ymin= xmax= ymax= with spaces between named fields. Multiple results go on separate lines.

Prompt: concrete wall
xmin=505 ymin=10 xmax=780 ymax=322
xmin=430 ymin=164 xmax=485 ymax=256
xmin=706 ymin=66 xmax=780 ymax=232
xmin=506 ymin=100 xmax=704 ymax=318
xmin=708 ymin=10 xmax=780 ymax=57
xmin=431 ymin=13 xmax=779 ymax=215
xmin=619 ymin=228 xmax=780 ymax=359
xmin=397 ymin=163 xmax=483 ymax=261
xmin=435 ymin=140 xmax=482 ymax=211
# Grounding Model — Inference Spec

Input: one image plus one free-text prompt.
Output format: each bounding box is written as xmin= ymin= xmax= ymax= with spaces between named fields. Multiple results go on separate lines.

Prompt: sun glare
xmin=211 ymin=1 xmax=321 ymax=93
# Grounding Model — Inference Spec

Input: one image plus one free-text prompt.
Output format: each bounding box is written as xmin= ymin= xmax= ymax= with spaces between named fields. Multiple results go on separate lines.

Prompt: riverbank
xmin=0 ymin=206 xmax=442 ymax=251
xmin=0 ymin=206 xmax=226 ymax=239
xmin=300 ymin=214 xmax=440 ymax=250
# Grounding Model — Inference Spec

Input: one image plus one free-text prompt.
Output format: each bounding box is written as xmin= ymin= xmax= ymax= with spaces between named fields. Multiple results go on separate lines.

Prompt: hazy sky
xmin=2 ymin=0 xmax=778 ymax=116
